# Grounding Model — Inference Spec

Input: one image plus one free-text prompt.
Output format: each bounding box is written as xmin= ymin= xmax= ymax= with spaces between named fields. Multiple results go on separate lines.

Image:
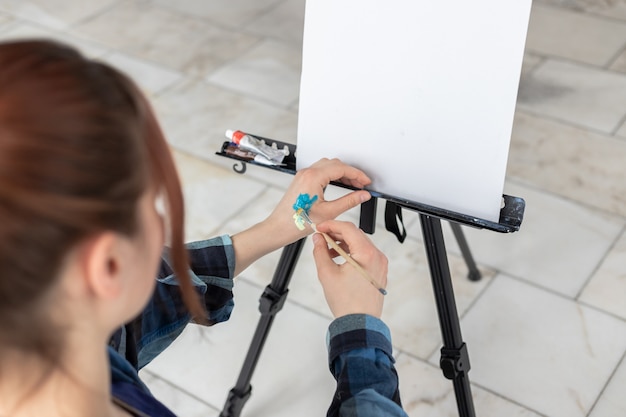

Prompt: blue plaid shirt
xmin=327 ymin=314 xmax=407 ymax=417
xmin=109 ymin=235 xmax=406 ymax=417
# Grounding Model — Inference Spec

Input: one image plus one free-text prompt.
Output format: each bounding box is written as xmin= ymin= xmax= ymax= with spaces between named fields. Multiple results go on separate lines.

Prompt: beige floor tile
xmin=152 ymin=0 xmax=283 ymax=27
xmin=617 ymin=119 xmax=626 ymax=138
xmin=139 ymin=371 xmax=220 ymax=417
xmin=520 ymin=53 xmax=544 ymax=75
xmin=421 ymin=181 xmax=624 ymax=298
xmin=72 ymin=0 xmax=260 ymax=76
xmin=0 ymin=21 xmax=110 ymax=57
xmin=611 ymin=47 xmax=626 ymax=73
xmin=246 ymin=0 xmax=305 ymax=45
xmin=101 ymin=52 xmax=183 ymax=98
xmin=537 ymin=0 xmax=626 ymax=21
xmin=153 ymin=79 xmax=298 ymax=183
xmin=588 ymin=355 xmax=626 ymax=417
xmin=375 ymin=234 xmax=495 ymax=360
xmin=207 ymin=39 xmax=301 ymax=108
xmin=396 ymin=355 xmax=543 ymax=417
xmin=526 ymin=4 xmax=626 ymax=66
xmin=455 ymin=274 xmax=626 ymax=417
xmin=0 ymin=11 xmax=12 ymax=27
xmin=0 ymin=0 xmax=117 ymax=30
xmin=508 ymin=112 xmax=626 ymax=216
xmin=579 ymin=229 xmax=626 ymax=319
xmin=173 ymin=150 xmax=270 ymax=242
xmin=517 ymin=60 xmax=626 ymax=133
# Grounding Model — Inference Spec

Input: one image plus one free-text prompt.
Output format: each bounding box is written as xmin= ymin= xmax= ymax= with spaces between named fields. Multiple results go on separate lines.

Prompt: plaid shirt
xmin=109 ymin=235 xmax=406 ymax=416
xmin=327 ymin=314 xmax=408 ymax=417
xmin=109 ymin=235 xmax=236 ymax=370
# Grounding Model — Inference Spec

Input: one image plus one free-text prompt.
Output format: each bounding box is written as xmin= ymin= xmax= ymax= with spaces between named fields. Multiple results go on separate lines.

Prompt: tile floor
xmin=1 ymin=1 xmax=626 ymax=416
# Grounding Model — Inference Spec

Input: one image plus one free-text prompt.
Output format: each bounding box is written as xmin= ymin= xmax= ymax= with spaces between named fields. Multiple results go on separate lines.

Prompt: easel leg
xmin=420 ymin=215 xmax=476 ymax=417
xmin=220 ymin=238 xmax=306 ymax=417
xmin=449 ymin=222 xmax=481 ymax=281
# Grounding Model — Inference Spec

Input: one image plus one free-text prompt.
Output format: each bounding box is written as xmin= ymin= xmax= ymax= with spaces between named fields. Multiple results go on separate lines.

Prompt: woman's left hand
xmin=268 ymin=157 xmax=372 ymax=241
xmin=231 ymin=158 xmax=371 ymax=276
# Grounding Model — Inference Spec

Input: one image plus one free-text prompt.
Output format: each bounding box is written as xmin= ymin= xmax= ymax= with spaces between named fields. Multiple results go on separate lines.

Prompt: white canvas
xmin=296 ymin=0 xmax=532 ymax=222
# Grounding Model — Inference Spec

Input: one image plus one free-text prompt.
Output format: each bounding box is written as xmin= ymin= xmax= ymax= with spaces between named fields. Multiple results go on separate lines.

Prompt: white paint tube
xmin=225 ymin=129 xmax=287 ymax=164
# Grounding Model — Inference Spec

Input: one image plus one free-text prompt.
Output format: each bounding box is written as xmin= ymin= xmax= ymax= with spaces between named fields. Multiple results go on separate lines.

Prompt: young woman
xmin=0 ymin=39 xmax=407 ymax=417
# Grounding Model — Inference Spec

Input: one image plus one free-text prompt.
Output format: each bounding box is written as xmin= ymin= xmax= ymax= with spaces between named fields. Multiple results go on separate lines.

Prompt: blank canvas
xmin=296 ymin=0 xmax=532 ymax=222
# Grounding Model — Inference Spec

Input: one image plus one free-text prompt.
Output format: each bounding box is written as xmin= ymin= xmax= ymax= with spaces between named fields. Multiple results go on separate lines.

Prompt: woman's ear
xmin=82 ymin=232 xmax=125 ymax=300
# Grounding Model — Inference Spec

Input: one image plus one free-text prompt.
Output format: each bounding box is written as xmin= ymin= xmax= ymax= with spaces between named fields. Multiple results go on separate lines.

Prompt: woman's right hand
xmin=312 ymin=220 xmax=388 ymax=318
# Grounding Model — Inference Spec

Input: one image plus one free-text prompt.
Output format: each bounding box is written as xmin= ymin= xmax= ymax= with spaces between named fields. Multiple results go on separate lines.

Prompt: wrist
xmin=264 ymin=211 xmax=310 ymax=246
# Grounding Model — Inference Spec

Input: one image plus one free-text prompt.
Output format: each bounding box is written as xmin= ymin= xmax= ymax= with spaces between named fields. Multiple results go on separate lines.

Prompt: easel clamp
xmin=259 ymin=287 xmax=289 ymax=316
xmin=440 ymin=343 xmax=471 ymax=380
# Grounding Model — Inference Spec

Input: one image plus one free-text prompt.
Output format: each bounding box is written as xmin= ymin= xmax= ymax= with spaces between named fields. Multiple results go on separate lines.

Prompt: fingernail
xmin=360 ymin=192 xmax=371 ymax=203
xmin=312 ymin=233 xmax=322 ymax=244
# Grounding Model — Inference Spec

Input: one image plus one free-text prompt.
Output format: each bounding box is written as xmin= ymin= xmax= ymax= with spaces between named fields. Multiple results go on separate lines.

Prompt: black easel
xmin=219 ymin=238 xmax=306 ymax=417
xmin=216 ymin=137 xmax=524 ymax=417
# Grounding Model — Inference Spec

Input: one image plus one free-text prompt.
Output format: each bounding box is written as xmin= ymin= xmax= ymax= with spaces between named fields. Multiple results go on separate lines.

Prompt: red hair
xmin=0 ymin=40 xmax=205 ymax=359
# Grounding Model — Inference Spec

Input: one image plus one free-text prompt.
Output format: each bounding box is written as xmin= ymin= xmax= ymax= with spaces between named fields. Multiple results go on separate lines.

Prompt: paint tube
xmin=225 ymin=130 xmax=287 ymax=164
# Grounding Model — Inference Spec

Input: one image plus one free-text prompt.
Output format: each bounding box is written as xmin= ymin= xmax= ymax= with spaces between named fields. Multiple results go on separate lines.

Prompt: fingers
xmin=321 ymin=190 xmax=371 ymax=220
xmin=309 ymin=158 xmax=372 ymax=189
xmin=312 ymin=233 xmax=337 ymax=276
xmin=315 ymin=220 xmax=370 ymax=256
xmin=312 ymin=220 xmax=388 ymax=318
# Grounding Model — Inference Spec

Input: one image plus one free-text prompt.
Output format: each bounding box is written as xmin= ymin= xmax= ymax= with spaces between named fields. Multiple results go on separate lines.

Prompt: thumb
xmin=312 ymin=233 xmax=335 ymax=278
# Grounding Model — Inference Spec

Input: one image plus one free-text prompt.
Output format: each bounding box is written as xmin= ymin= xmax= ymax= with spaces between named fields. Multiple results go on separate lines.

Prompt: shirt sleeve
xmin=110 ymin=235 xmax=237 ymax=370
xmin=326 ymin=314 xmax=408 ymax=417
xmin=157 ymin=235 xmax=237 ymax=326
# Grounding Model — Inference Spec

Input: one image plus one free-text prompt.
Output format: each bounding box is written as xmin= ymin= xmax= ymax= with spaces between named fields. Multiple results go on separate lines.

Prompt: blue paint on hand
xmin=292 ymin=193 xmax=318 ymax=214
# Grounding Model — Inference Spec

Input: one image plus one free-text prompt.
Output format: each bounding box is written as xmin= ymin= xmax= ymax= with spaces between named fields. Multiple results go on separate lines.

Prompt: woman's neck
xmin=0 ymin=337 xmax=128 ymax=417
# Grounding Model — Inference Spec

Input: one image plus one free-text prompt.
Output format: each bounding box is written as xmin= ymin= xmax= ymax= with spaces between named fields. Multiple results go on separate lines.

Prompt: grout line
xmin=236 ymin=1 xmax=284 ymax=29
xmin=204 ymin=75 xmax=300 ymax=113
xmin=577 ymin=298 xmax=626 ymax=324
xmin=611 ymin=112 xmax=626 ymax=137
xmin=498 ymin=273 xmax=626 ymax=325
xmin=421 ymin=271 xmax=501 ymax=361
xmin=397 ymin=229 xmax=626 ymax=326
xmin=521 ymin=52 xmax=626 ymax=78
xmin=522 ymin=53 xmax=549 ymax=78
xmin=515 ymin=105 xmax=623 ymax=140
xmin=134 ymin=1 xmax=266 ymax=35
xmin=393 ymin=348 xmax=550 ymax=416
xmin=604 ymin=39 xmax=626 ymax=70
xmin=205 ymin=37 xmax=266 ymax=75
xmin=504 ymin=175 xmax=626 ymax=223
xmin=486 ymin=268 xmax=587 ymax=303
xmin=458 ymin=270 xmax=499 ymax=322
xmin=239 ymin=0 xmax=287 ymax=27
xmin=468 ymin=380 xmax=550 ymax=417
xmin=575 ymin=225 xmax=626 ymax=300
xmin=152 ymin=75 xmax=191 ymax=99
xmin=68 ymin=0 xmax=126 ymax=28
xmin=534 ymin=1 xmax=626 ymax=26
xmin=585 ymin=349 xmax=626 ymax=416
